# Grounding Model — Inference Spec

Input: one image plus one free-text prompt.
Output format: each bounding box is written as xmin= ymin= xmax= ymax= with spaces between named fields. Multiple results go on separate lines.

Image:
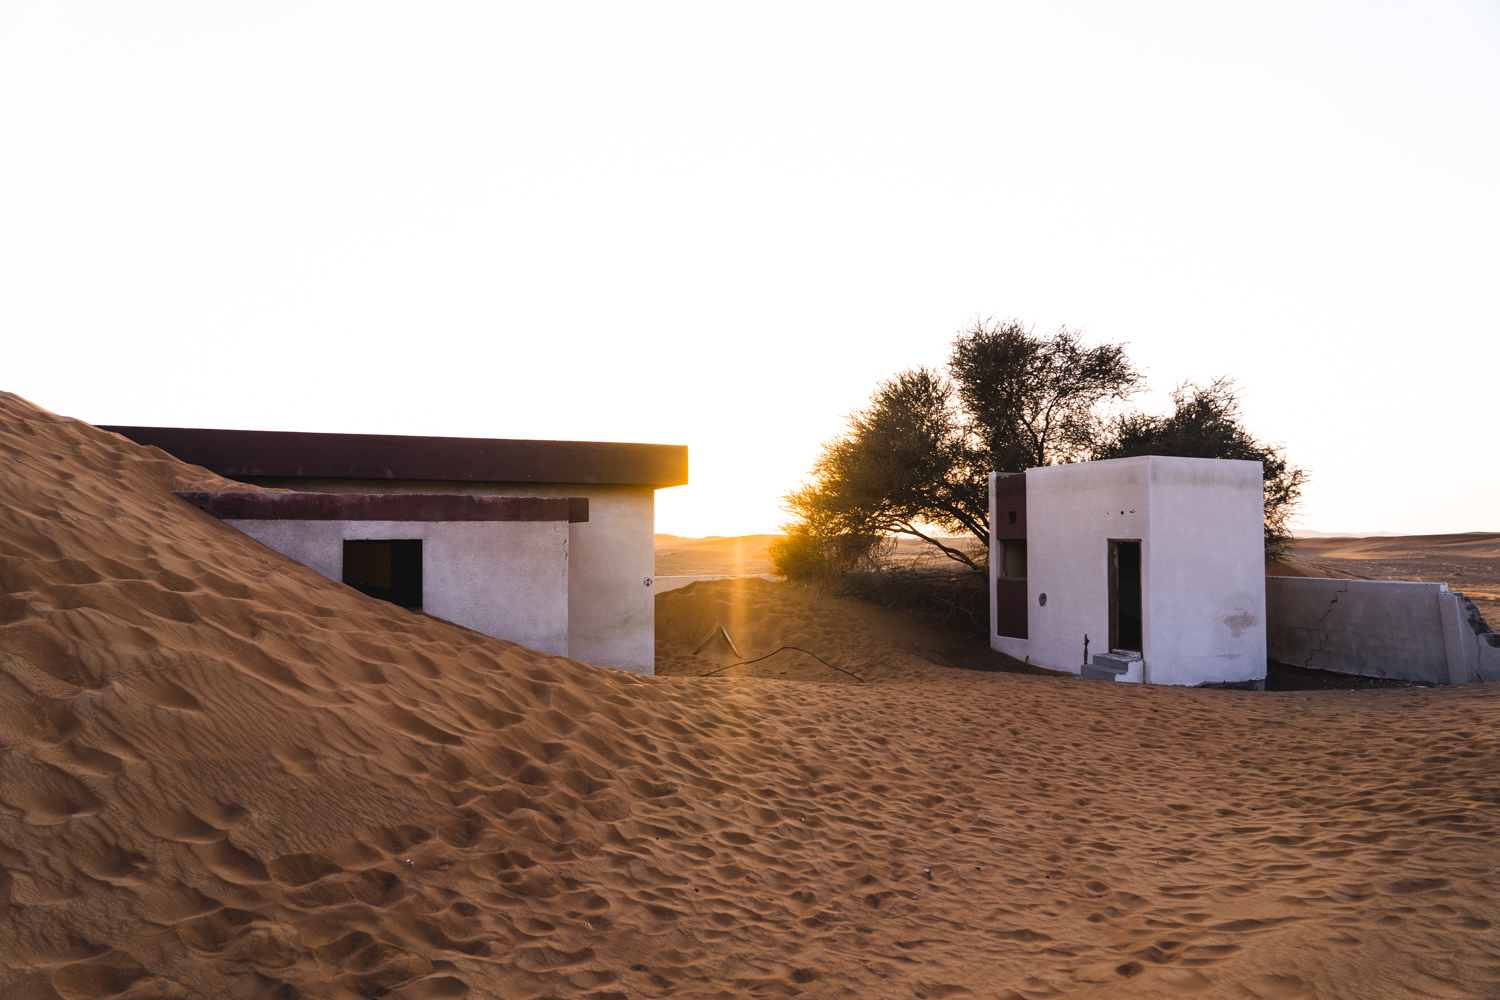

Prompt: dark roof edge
xmin=176 ymin=492 xmax=589 ymax=523
xmin=106 ymin=425 xmax=688 ymax=487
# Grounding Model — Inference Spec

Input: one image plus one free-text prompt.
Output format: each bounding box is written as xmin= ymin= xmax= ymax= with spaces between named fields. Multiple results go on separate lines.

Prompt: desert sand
xmin=654 ymin=536 xmax=780 ymax=579
xmin=2 ymin=392 xmax=1498 ymax=999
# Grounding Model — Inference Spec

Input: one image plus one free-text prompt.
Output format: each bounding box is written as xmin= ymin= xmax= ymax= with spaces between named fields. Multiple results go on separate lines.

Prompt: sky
xmin=2 ymin=2 xmax=1497 ymax=538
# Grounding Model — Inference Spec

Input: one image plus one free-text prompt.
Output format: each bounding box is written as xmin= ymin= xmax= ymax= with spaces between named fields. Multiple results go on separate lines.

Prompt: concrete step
xmin=1081 ymin=653 xmax=1139 ymax=681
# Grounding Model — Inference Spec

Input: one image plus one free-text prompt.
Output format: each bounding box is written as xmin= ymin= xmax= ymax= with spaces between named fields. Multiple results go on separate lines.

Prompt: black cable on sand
xmin=702 ymin=646 xmax=866 ymax=683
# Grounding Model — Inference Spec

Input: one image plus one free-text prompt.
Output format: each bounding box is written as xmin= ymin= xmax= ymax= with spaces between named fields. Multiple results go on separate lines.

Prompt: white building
xmin=106 ymin=425 xmax=687 ymax=674
xmin=990 ymin=456 xmax=1266 ymax=687
xmin=177 ymin=491 xmax=579 ymax=656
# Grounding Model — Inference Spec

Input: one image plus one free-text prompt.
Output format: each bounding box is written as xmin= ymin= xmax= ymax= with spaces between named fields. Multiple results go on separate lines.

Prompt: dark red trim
xmin=994 ymin=578 xmax=1028 ymax=639
xmin=992 ymin=471 xmax=1026 ymax=539
xmin=106 ymin=425 xmax=688 ymax=487
xmin=175 ymin=492 xmax=588 ymax=523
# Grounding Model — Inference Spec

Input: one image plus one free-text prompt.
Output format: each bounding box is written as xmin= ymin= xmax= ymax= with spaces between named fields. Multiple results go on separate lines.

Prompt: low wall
xmin=1266 ymin=577 xmax=1500 ymax=685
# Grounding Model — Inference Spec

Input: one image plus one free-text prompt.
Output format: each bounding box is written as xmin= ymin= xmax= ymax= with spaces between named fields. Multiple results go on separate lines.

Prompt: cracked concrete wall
xmin=1439 ymin=589 xmax=1500 ymax=684
xmin=1266 ymin=577 xmax=1499 ymax=684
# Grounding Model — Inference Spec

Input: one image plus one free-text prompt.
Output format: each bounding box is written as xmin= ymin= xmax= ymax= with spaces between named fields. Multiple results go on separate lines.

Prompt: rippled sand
xmin=2 ymin=392 xmax=1497 ymax=999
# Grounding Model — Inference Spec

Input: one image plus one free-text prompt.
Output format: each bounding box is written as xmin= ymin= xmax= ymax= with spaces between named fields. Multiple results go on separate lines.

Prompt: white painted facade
xmin=227 ymin=517 xmax=571 ymax=656
xmin=248 ymin=478 xmax=657 ymax=674
xmin=990 ymin=456 xmax=1267 ymax=686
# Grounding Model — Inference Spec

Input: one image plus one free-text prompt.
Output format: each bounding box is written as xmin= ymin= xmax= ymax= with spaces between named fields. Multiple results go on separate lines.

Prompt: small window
xmin=344 ymin=540 xmax=423 ymax=608
xmin=1007 ymin=510 xmax=1017 ymax=525
xmin=999 ymin=539 xmax=1027 ymax=579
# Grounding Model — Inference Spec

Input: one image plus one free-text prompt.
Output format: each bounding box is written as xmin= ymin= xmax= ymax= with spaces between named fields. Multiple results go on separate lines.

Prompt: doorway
xmin=1109 ymin=540 xmax=1142 ymax=654
xmin=343 ymin=539 xmax=423 ymax=608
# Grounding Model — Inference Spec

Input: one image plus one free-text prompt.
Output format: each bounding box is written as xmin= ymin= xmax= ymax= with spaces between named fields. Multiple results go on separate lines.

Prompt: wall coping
xmin=175 ymin=492 xmax=588 ymax=523
xmin=107 ymin=425 xmax=688 ymax=487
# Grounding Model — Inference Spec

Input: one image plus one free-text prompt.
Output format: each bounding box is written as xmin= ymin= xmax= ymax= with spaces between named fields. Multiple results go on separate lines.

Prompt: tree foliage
xmin=1094 ymin=377 xmax=1309 ymax=559
xmin=773 ymin=367 xmax=986 ymax=573
xmin=773 ymin=318 xmax=1309 ymax=580
xmin=949 ymin=318 xmax=1143 ymax=472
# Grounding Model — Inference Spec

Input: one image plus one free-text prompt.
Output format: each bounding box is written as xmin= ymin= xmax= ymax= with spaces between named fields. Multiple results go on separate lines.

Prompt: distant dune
xmin=654 ymin=533 xmax=780 ymax=577
xmin=1292 ymin=529 xmax=1410 ymax=538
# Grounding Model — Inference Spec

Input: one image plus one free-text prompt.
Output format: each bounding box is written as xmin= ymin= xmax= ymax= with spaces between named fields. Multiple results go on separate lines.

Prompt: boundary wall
xmin=1266 ymin=577 xmax=1500 ymax=685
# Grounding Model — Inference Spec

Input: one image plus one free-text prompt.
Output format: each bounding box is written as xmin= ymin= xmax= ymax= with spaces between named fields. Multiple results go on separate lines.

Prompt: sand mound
xmin=653 ymin=578 xmax=1059 ymax=683
xmin=3 ymin=391 xmax=1499 ymax=999
xmin=654 ymin=578 xmax=965 ymax=683
xmin=654 ymin=536 xmax=779 ymax=578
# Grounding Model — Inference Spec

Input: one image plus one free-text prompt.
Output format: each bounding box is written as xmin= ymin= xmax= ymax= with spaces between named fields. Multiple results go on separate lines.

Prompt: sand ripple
xmin=1 ymin=391 xmax=1497 ymax=999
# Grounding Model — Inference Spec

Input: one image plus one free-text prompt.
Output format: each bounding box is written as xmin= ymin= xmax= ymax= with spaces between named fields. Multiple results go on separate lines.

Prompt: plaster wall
xmin=1142 ymin=458 xmax=1267 ymax=687
xmin=243 ymin=478 xmax=657 ymax=674
xmin=225 ymin=518 xmax=570 ymax=656
xmin=1266 ymin=577 xmax=1500 ymax=684
xmin=1014 ymin=458 xmax=1150 ymax=673
xmin=990 ymin=456 xmax=1265 ymax=686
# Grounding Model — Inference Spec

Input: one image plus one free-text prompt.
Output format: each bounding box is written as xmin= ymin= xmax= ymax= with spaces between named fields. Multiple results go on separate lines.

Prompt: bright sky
xmin=3 ymin=3 xmax=1496 ymax=538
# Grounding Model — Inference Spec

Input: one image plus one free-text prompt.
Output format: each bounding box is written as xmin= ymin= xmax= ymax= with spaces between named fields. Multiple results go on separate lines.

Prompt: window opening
xmin=344 ymin=540 xmax=423 ymax=608
xmin=1000 ymin=539 xmax=1027 ymax=579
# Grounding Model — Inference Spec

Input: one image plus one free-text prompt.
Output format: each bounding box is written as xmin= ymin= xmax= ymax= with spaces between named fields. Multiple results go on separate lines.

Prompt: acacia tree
xmin=772 ymin=320 xmax=1141 ymax=575
xmin=773 ymin=318 xmax=1309 ymax=580
xmin=948 ymin=318 xmax=1143 ymax=472
xmin=776 ymin=368 xmax=987 ymax=573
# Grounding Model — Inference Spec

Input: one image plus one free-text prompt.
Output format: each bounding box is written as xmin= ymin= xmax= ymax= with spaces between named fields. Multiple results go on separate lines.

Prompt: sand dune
xmin=2 ymin=391 xmax=1498 ymax=999
xmin=653 ymin=535 xmax=780 ymax=578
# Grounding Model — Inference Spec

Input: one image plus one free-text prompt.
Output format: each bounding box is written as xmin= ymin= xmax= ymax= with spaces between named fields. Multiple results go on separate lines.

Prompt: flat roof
xmin=104 ymin=426 xmax=689 ymax=487
xmin=176 ymin=492 xmax=588 ymax=522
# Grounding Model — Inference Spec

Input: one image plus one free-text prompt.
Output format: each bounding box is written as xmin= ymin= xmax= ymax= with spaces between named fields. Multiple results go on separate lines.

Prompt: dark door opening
xmin=1109 ymin=540 xmax=1142 ymax=654
xmin=343 ymin=540 xmax=423 ymax=608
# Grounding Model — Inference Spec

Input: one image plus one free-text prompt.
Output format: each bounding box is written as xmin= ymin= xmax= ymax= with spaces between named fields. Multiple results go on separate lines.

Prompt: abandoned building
xmin=989 ymin=456 xmax=1268 ymax=687
xmin=105 ymin=425 xmax=688 ymax=675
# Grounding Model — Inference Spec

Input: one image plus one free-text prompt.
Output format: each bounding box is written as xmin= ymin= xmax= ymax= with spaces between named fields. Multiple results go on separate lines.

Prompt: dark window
xmin=343 ymin=540 xmax=423 ymax=608
xmin=1109 ymin=540 xmax=1142 ymax=654
xmin=1007 ymin=510 xmax=1017 ymax=525
xmin=999 ymin=539 xmax=1027 ymax=579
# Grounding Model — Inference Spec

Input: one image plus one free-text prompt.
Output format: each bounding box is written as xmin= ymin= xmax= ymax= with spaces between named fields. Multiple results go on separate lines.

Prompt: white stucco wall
xmin=225 ymin=518 xmax=570 ymax=656
xmin=990 ymin=456 xmax=1266 ymax=686
xmin=1142 ymin=458 xmax=1267 ymax=686
xmin=243 ymin=478 xmax=658 ymax=674
xmin=1018 ymin=458 xmax=1150 ymax=673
